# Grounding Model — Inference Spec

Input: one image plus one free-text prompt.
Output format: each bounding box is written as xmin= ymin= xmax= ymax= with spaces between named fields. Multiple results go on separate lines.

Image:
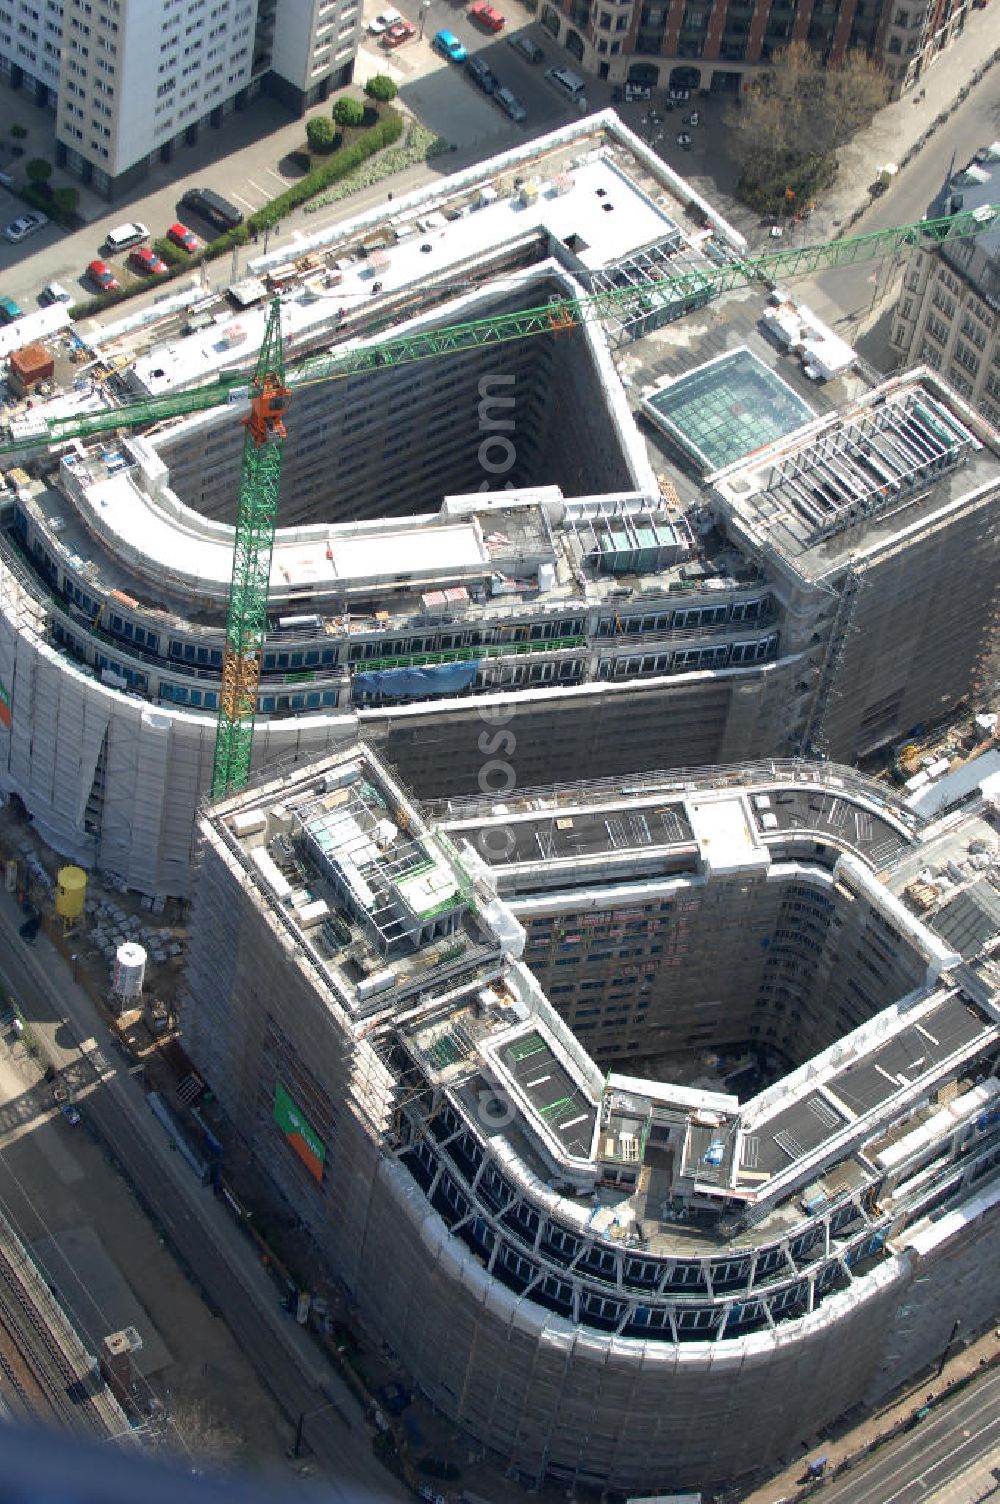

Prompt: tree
xmin=727 ymin=42 xmax=889 ymax=208
xmin=52 ymin=185 xmax=79 ymax=217
xmin=332 ymin=96 xmax=365 ymax=129
xmin=306 ymin=114 xmax=336 ymax=152
xmin=364 ymin=74 xmax=398 ymax=103
xmin=25 ymin=157 xmax=52 ymax=184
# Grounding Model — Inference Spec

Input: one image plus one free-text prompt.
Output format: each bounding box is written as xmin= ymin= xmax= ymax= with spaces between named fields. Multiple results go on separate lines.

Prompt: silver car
xmin=4 ymin=210 xmax=48 ymax=244
xmin=494 ymin=86 xmax=527 ymax=123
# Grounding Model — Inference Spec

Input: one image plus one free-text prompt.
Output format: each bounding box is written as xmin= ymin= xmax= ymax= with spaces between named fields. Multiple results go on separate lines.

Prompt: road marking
xmin=247 ymin=179 xmax=269 ymax=199
xmin=266 ymin=168 xmax=287 ymax=186
xmin=232 ymin=192 xmax=257 ymax=211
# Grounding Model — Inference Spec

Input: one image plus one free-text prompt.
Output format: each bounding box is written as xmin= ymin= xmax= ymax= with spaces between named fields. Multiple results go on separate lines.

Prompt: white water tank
xmin=114 ymin=941 xmax=147 ymax=998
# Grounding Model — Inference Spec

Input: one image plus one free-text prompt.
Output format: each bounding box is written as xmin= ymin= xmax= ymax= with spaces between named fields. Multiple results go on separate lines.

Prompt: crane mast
xmin=211 ymin=298 xmax=289 ymax=799
xmin=0 ymin=205 xmax=995 ymax=801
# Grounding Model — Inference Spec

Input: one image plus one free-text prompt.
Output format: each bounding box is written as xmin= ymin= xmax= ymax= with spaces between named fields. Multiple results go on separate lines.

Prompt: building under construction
xmin=0 ymin=112 xmax=996 ymax=895
xmin=182 ymin=740 xmax=1000 ymax=1491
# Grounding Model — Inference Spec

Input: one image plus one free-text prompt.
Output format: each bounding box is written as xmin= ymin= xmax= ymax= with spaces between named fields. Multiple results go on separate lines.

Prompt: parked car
xmin=4 ymin=210 xmax=48 ymax=244
xmin=367 ymin=6 xmax=402 ymax=33
xmin=383 ymin=18 xmax=416 ymax=46
xmin=60 ymin=1102 xmax=81 ymax=1126
xmin=494 ymin=86 xmax=527 ymax=123
xmin=181 ymin=187 xmax=243 ymax=232
xmin=87 ymin=259 xmax=120 ymax=292
xmin=433 ymin=28 xmax=467 ymax=62
xmin=130 ymin=246 xmax=168 ymax=275
xmin=0 ymin=296 xmax=23 ymax=324
xmin=466 ymin=54 xmax=498 ymax=92
xmin=39 ymin=281 xmax=72 ymax=306
xmin=507 ymin=33 xmax=544 ymax=63
xmin=104 ymin=221 xmax=149 ymax=254
xmin=167 ymin=221 xmax=202 ymax=253
xmin=469 ymin=1 xmax=505 ymax=30
xmin=18 ymin=911 xmax=39 ymax=944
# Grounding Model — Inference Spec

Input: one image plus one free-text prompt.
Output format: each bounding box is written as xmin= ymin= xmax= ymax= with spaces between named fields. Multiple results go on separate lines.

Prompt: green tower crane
xmin=0 ymin=204 xmax=994 ymax=801
xmin=211 ymin=298 xmax=290 ymax=798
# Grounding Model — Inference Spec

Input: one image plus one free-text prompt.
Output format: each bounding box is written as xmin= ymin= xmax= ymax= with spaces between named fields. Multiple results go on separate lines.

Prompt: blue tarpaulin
xmin=353 ymin=660 xmax=481 ymax=699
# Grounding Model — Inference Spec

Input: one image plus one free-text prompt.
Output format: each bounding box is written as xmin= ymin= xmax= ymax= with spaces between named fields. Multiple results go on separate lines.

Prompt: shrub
xmin=306 ymin=114 xmax=336 ymax=152
xmin=332 ymin=96 xmax=365 ymax=129
xmin=52 ymin=185 xmax=79 ymax=217
xmin=9 ymin=124 xmax=27 ymax=140
xmin=22 ymin=183 xmax=55 ymax=216
xmin=25 ymin=157 xmax=51 ymax=184
xmin=153 ymin=236 xmax=188 ymax=269
xmin=242 ymin=110 xmax=404 ymax=233
xmin=364 ymin=75 xmax=398 ymax=103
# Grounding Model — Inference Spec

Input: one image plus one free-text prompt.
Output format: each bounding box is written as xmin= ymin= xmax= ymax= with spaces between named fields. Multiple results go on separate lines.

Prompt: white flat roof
xmin=76 ymin=469 xmax=489 ymax=598
xmin=687 ymin=793 xmax=766 ymax=873
xmin=128 ymin=158 xmax=682 ymax=399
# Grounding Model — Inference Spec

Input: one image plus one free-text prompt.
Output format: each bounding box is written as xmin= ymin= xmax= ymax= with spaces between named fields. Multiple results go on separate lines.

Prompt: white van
xmin=545 ymin=66 xmax=587 ymax=105
xmin=104 ymin=221 xmax=148 ymax=254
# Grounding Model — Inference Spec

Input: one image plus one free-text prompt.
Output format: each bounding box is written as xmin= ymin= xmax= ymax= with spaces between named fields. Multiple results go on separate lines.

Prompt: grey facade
xmin=181 ymin=744 xmax=1000 ymax=1490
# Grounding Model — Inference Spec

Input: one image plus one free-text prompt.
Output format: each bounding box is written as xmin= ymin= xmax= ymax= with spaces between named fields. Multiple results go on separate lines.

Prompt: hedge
xmin=68 ymin=110 xmax=406 ymax=313
xmin=240 ymin=109 xmax=403 ymax=234
xmin=153 ymin=236 xmax=189 ymax=270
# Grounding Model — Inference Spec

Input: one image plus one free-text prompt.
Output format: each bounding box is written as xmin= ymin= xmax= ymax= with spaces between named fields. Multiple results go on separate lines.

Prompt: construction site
xmin=181 ymin=738 xmax=1000 ymax=1491
xmin=0 ymin=100 xmax=994 ymax=1498
xmin=0 ymin=112 xmax=994 ymax=894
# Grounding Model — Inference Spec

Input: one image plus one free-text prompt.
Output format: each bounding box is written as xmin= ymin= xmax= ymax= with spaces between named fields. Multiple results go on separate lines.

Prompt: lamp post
xmin=419 ymin=0 xmax=431 ymax=38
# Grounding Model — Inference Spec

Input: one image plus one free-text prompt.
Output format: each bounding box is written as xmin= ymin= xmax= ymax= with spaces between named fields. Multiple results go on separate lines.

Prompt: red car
xmin=383 ymin=18 xmax=415 ymax=45
xmin=167 ymin=221 xmax=202 ymax=254
xmin=469 ymin=1 xmax=504 ymax=30
xmin=129 ymin=245 xmax=169 ymax=275
xmin=87 ymin=259 xmax=119 ymax=292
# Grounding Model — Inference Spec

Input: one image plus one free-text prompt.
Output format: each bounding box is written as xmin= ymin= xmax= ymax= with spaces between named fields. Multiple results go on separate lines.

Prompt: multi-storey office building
xmin=0 ymin=115 xmax=995 ymax=895
xmin=537 ymin=0 xmax=970 ymax=96
xmin=182 ymin=741 xmax=1000 ymax=1490
xmin=891 ymin=144 xmax=1000 ymax=428
xmin=0 ymin=0 xmax=359 ymax=198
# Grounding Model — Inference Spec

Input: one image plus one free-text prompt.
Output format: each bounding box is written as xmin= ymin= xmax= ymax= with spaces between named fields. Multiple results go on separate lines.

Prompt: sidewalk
xmin=741 ymin=1325 xmax=1000 ymax=1504
xmin=797 ymin=7 xmax=1000 ymax=246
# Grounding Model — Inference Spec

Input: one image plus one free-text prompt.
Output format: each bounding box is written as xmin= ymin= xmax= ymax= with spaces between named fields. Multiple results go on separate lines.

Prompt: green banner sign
xmin=273 ymin=1080 xmax=326 ymax=1183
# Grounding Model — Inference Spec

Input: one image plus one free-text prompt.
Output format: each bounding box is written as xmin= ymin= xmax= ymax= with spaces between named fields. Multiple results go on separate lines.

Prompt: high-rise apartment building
xmin=0 ymin=0 xmax=360 ymax=199
xmin=892 ymin=144 xmax=1000 ymax=428
xmin=536 ymin=0 xmax=969 ymax=97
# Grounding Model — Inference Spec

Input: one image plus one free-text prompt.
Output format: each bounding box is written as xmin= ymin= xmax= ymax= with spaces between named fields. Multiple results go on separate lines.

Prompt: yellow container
xmin=55 ymin=865 xmax=87 ymax=921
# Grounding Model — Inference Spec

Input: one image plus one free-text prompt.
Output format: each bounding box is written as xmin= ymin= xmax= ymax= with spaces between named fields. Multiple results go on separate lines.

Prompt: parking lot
xmin=0 ymin=0 xmax=764 ymax=325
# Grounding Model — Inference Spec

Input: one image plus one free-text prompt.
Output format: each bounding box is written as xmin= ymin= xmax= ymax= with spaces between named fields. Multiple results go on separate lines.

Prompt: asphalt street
xmin=0 ymin=893 xmax=405 ymax=1500
xmin=793 ymin=67 xmax=1000 ymax=363
xmin=806 ymin=1369 xmax=1000 ymax=1504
